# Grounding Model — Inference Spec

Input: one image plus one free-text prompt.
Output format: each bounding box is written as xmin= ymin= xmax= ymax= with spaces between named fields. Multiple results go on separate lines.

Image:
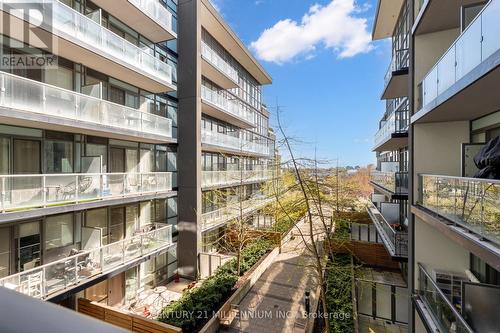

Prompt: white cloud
xmin=250 ymin=0 xmax=373 ymax=64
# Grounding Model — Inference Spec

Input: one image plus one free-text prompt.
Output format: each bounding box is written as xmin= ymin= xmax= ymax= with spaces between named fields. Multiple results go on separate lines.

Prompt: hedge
xmin=158 ymin=239 xmax=273 ymax=332
xmin=326 ymin=253 xmax=354 ymax=333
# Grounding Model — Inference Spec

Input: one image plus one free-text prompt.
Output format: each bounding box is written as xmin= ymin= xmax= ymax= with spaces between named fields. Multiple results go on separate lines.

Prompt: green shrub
xmin=326 ymin=254 xmax=354 ymax=333
xmin=158 ymin=239 xmax=273 ymax=332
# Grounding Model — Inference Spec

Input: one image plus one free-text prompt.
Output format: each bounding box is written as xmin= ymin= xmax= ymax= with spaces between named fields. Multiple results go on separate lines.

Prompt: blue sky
xmin=211 ymin=0 xmax=390 ymax=167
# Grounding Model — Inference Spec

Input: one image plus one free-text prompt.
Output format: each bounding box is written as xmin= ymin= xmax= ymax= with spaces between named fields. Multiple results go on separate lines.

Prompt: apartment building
xmin=0 ymin=0 xmax=179 ymax=309
xmin=177 ymin=0 xmax=274 ymax=279
xmin=0 ymin=0 xmax=275 ymax=314
xmin=373 ymin=1 xmax=500 ymax=332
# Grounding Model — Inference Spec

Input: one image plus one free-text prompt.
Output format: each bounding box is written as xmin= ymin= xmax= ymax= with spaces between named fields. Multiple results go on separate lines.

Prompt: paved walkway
xmin=219 ymin=216 xmax=325 ymax=333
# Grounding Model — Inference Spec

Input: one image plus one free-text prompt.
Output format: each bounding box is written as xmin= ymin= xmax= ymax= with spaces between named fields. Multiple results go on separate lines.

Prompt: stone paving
xmin=219 ymin=217 xmax=325 ymax=333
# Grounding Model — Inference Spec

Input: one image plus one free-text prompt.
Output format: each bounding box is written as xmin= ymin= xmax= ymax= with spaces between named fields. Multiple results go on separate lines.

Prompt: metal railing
xmin=201 ymin=169 xmax=274 ymax=188
xmin=201 ymin=85 xmax=254 ymax=124
xmin=384 ymin=48 xmax=409 ymax=88
xmin=0 ymin=224 xmax=173 ymax=300
xmin=0 ymin=172 xmax=172 ymax=212
xmin=374 ymin=108 xmax=409 ymax=149
xmin=201 ymin=128 xmax=271 ymax=156
xmin=0 ymin=0 xmax=174 ymax=85
xmin=417 ymin=264 xmax=474 ymax=333
xmin=0 ymin=72 xmax=172 ymax=138
xmin=420 ymin=0 xmax=500 ymax=110
xmin=418 ymin=174 xmax=500 ymax=246
xmin=201 ymin=41 xmax=238 ymax=83
xmin=370 ymin=171 xmax=408 ymax=195
xmin=128 ymin=0 xmax=175 ymax=34
xmin=201 ymin=197 xmax=274 ymax=230
xmin=367 ymin=202 xmax=408 ymax=257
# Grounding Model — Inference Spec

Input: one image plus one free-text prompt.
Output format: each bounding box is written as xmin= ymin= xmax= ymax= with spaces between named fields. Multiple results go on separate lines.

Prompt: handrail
xmin=417 ymin=263 xmax=474 ymax=333
xmin=419 ymin=173 xmax=500 ymax=184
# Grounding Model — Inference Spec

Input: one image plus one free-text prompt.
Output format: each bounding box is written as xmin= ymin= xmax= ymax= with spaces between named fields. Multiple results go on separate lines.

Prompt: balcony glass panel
xmin=128 ymin=0 xmax=175 ymax=34
xmin=421 ymin=1 xmax=500 ymax=109
xmin=201 ymin=128 xmax=271 ymax=156
xmin=367 ymin=202 xmax=408 ymax=257
xmin=370 ymin=171 xmax=408 ymax=195
xmin=0 ymin=225 xmax=173 ymax=300
xmin=201 ymin=41 xmax=239 ymax=83
xmin=3 ymin=0 xmax=173 ymax=84
xmin=201 ymin=170 xmax=273 ymax=188
xmin=0 ymin=172 xmax=172 ymax=212
xmin=417 ymin=264 xmax=474 ymax=333
xmin=202 ymin=197 xmax=273 ymax=230
xmin=374 ymin=107 xmax=409 ymax=149
xmin=201 ymin=85 xmax=254 ymax=124
xmin=0 ymin=72 xmax=172 ymax=138
xmin=419 ymin=174 xmax=500 ymax=246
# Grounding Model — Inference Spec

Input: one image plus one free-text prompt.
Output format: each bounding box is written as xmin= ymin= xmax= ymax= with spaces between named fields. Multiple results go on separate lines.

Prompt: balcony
xmin=201 ymin=85 xmax=254 ymax=128
xmin=414 ymin=1 xmax=500 ymax=123
xmin=416 ymin=264 xmax=474 ymax=333
xmin=201 ymin=128 xmax=271 ymax=157
xmin=418 ymin=174 xmax=500 ymax=247
xmin=373 ymin=105 xmax=409 ymax=152
xmin=0 ymin=72 xmax=173 ymax=143
xmin=0 ymin=172 xmax=172 ymax=213
xmin=201 ymin=169 xmax=274 ymax=189
xmin=0 ymin=0 xmax=175 ymax=93
xmin=0 ymin=224 xmax=173 ymax=300
xmin=367 ymin=202 xmax=408 ymax=260
xmin=91 ymin=0 xmax=177 ymax=42
xmin=372 ymin=0 xmax=405 ymax=40
xmin=382 ymin=49 xmax=409 ymax=99
xmin=201 ymin=197 xmax=274 ymax=232
xmin=370 ymin=171 xmax=408 ymax=198
xmin=201 ymin=41 xmax=239 ymax=89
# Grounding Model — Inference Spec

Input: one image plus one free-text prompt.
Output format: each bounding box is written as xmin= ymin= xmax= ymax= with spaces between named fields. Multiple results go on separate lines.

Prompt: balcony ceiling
xmin=414 ymin=0 xmax=480 ymax=36
xmin=91 ymin=0 xmax=176 ymax=42
xmin=373 ymin=133 xmax=408 ymax=152
xmin=381 ymin=69 xmax=409 ymax=100
xmin=201 ymin=59 xmax=239 ymax=89
xmin=412 ymin=49 xmax=500 ymax=123
xmin=372 ymin=0 xmax=404 ymax=40
xmin=201 ymin=0 xmax=272 ymax=85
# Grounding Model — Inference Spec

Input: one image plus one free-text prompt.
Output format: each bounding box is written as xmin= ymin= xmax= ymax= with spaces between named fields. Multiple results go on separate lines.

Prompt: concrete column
xmin=177 ymin=0 xmax=202 ymax=279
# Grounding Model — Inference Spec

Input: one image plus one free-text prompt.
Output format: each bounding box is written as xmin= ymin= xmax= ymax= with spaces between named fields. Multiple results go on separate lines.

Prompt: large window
xmin=44 ymin=140 xmax=73 ymax=173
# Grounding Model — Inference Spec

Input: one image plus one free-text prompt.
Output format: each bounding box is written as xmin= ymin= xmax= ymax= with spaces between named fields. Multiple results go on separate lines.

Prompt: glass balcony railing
xmin=421 ymin=1 xmax=500 ymax=110
xmin=374 ymin=109 xmax=409 ymax=149
xmin=202 ymin=170 xmax=274 ymax=188
xmin=0 ymin=72 xmax=172 ymax=138
xmin=418 ymin=174 xmax=500 ymax=246
xmin=2 ymin=0 xmax=174 ymax=85
xmin=384 ymin=48 xmax=409 ymax=89
xmin=201 ymin=41 xmax=239 ymax=83
xmin=0 ymin=172 xmax=172 ymax=212
xmin=201 ymin=85 xmax=254 ymax=124
xmin=367 ymin=202 xmax=408 ymax=257
xmin=201 ymin=128 xmax=271 ymax=156
xmin=202 ymin=197 xmax=274 ymax=230
xmin=417 ymin=264 xmax=474 ymax=333
xmin=0 ymin=224 xmax=173 ymax=300
xmin=370 ymin=171 xmax=408 ymax=195
xmin=128 ymin=0 xmax=176 ymax=35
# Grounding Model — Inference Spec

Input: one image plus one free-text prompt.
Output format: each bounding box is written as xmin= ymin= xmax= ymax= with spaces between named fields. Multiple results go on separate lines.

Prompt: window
xmin=45 ymin=214 xmax=74 ymax=250
xmin=0 ymin=138 xmax=9 ymax=174
xmin=44 ymin=140 xmax=73 ymax=173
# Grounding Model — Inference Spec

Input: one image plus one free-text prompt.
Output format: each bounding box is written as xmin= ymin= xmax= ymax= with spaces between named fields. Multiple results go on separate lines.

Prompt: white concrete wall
xmin=414 ymin=218 xmax=469 ymax=288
